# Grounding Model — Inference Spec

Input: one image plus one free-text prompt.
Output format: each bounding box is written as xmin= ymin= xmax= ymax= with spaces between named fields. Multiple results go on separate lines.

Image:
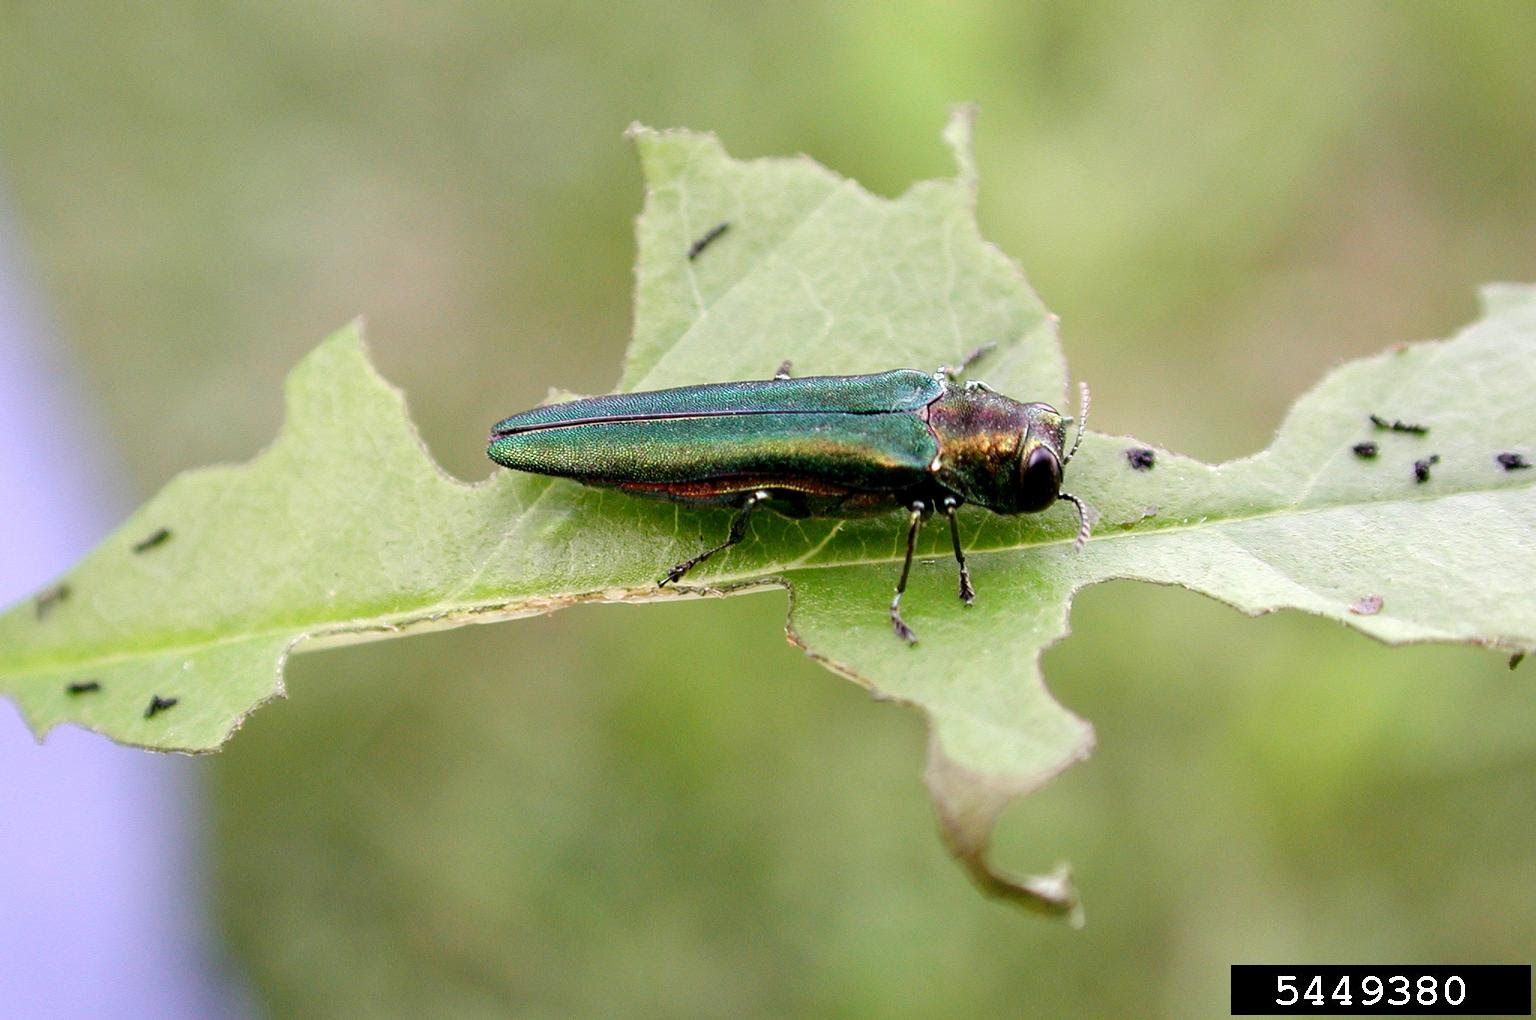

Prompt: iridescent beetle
xmin=488 ymin=349 xmax=1090 ymax=642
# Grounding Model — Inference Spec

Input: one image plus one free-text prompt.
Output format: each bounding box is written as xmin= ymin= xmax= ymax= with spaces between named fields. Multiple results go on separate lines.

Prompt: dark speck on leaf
xmin=1125 ymin=447 xmax=1155 ymax=471
xmin=1348 ymin=594 xmax=1383 ymax=616
xmin=1511 ymin=652 xmax=1525 ymax=671
xmin=1369 ymin=413 xmax=1428 ymax=435
xmin=132 ymin=527 xmax=172 ymax=553
xmin=35 ymin=583 xmax=70 ymax=619
xmin=66 ymin=680 xmax=102 ymax=695
xmin=686 ymin=221 xmax=729 ymax=260
xmin=1496 ymin=452 xmax=1530 ymax=471
xmin=1352 ymin=442 xmax=1378 ymax=459
xmin=144 ymin=695 xmax=178 ymax=719
xmin=1413 ymin=454 xmax=1440 ymax=483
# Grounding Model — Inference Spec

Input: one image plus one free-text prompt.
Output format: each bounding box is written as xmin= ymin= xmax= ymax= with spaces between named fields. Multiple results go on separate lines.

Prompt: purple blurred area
xmin=0 ymin=203 xmax=243 ymax=1017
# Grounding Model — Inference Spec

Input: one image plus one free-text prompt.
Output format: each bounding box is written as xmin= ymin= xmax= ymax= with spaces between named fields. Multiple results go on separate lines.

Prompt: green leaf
xmin=2 ymin=110 xmax=1532 ymax=921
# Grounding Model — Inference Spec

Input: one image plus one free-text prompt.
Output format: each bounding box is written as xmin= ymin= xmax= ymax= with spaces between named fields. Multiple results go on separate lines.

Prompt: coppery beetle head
xmin=1012 ymin=402 xmax=1070 ymax=513
xmin=929 ymin=382 xmax=1090 ymax=544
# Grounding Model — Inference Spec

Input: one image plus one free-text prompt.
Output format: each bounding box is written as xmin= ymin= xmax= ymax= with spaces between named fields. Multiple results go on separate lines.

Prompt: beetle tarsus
xmin=659 ymin=561 xmax=692 ymax=586
xmin=890 ymin=598 xmax=918 ymax=644
xmin=658 ymin=491 xmax=766 ymax=587
xmin=773 ymin=360 xmax=793 ymax=380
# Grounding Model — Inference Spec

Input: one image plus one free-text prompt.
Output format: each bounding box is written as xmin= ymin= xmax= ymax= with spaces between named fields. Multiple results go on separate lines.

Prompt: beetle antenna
xmin=1057 ymin=492 xmax=1092 ymax=550
xmin=1064 ymin=381 xmax=1090 ymax=465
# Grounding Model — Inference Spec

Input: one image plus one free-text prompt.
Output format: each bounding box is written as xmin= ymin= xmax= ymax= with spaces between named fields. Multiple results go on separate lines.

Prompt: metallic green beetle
xmin=488 ymin=353 xmax=1090 ymax=642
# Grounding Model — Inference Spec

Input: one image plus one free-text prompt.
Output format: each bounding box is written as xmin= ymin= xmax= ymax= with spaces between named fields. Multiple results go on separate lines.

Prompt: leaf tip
xmin=1477 ymin=282 xmax=1536 ymax=318
xmin=300 ymin=317 xmax=371 ymax=372
xmin=278 ymin=317 xmax=439 ymax=477
xmin=627 ymin=122 xmax=727 ymax=183
xmin=923 ymin=732 xmax=1091 ymax=922
xmin=942 ymin=103 xmax=980 ymax=193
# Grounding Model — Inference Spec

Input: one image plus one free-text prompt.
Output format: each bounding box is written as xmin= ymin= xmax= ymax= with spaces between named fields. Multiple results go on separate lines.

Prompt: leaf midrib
xmin=8 ymin=472 xmax=1529 ymax=676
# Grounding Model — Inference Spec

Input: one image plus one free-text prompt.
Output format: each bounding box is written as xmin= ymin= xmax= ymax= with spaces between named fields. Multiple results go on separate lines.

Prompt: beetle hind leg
xmin=890 ymin=503 xmax=926 ymax=644
xmin=659 ymin=491 xmax=766 ymax=587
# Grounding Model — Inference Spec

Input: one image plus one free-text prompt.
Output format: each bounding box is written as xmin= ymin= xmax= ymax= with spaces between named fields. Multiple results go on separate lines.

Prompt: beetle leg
xmin=937 ymin=343 xmax=996 ymax=382
xmin=890 ymin=502 xmax=926 ymax=644
xmin=659 ymin=490 xmax=767 ymax=586
xmin=773 ymin=359 xmax=793 ymax=380
xmin=943 ymin=497 xmax=975 ymax=604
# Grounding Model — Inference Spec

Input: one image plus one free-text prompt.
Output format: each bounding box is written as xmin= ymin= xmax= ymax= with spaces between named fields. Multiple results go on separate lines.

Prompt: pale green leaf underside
xmin=2 ymin=111 xmax=1532 ymax=919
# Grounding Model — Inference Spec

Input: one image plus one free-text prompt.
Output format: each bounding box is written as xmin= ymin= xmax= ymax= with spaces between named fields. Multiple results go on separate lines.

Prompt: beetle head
xmin=1012 ymin=404 xmax=1069 ymax=512
xmin=927 ymin=382 xmax=1088 ymax=529
xmin=928 ymin=389 xmax=1067 ymax=514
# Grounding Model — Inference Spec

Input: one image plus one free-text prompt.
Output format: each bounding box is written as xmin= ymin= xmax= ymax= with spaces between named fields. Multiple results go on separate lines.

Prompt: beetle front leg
xmin=659 ymin=490 xmax=766 ymax=587
xmin=943 ymin=497 xmax=975 ymax=604
xmin=890 ymin=502 xmax=926 ymax=644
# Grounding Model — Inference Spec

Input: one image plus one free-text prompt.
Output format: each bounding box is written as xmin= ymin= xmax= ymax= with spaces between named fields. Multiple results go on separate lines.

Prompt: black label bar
xmin=1231 ymin=965 xmax=1531 ymax=1015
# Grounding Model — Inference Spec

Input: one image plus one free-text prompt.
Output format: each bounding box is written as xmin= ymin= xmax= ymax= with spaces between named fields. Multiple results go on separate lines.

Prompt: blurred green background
xmin=4 ymin=1 xmax=1534 ymax=1015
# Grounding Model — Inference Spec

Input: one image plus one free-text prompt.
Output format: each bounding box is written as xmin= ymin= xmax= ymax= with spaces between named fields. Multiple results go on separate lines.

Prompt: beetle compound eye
xmin=1017 ymin=445 xmax=1062 ymax=512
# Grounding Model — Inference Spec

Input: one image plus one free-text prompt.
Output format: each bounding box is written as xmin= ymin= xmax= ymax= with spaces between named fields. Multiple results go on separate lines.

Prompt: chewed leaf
xmin=1 ymin=111 xmax=1532 ymax=921
xmin=0 ymin=327 xmax=498 ymax=750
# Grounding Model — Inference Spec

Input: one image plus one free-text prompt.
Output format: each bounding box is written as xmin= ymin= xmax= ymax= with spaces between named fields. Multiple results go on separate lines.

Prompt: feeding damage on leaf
xmin=1 ymin=113 xmax=1533 ymax=923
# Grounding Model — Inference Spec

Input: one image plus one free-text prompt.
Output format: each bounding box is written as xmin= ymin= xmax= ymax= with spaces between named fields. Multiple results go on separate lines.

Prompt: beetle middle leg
xmin=659 ymin=490 xmax=767 ymax=587
xmin=890 ymin=501 xmax=928 ymax=644
xmin=943 ymin=497 xmax=975 ymax=604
